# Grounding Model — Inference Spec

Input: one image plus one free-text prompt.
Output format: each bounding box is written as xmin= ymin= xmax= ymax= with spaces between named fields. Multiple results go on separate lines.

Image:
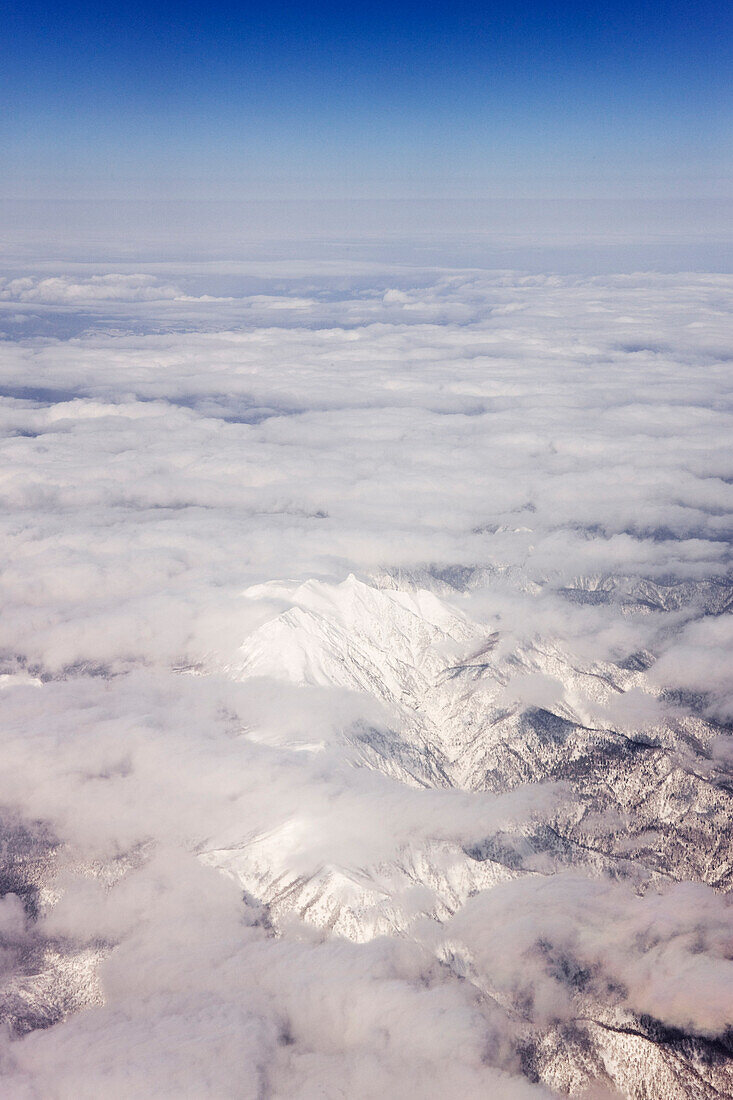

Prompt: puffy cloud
xmin=449 ymin=875 xmax=733 ymax=1036
xmin=0 ymin=274 xmax=184 ymax=304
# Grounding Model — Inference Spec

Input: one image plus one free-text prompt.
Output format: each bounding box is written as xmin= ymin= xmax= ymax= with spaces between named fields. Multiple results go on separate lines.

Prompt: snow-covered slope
xmin=227 ymin=575 xmax=730 ymax=880
xmin=213 ymin=573 xmax=733 ymax=1099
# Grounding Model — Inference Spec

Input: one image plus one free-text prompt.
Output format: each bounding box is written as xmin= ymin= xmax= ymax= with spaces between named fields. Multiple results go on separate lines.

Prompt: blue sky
xmin=3 ymin=0 xmax=731 ymax=202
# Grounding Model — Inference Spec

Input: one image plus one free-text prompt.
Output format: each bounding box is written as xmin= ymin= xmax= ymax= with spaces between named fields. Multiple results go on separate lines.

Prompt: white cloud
xmin=0 ymin=274 xmax=183 ymax=304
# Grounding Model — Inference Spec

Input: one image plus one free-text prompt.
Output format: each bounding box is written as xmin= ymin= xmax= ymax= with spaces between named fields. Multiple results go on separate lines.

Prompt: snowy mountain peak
xmin=231 ymin=575 xmax=485 ymax=710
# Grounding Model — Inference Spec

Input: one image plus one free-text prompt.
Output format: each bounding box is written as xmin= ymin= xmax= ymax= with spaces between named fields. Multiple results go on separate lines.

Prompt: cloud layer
xmin=0 ymin=264 xmax=731 ymax=1097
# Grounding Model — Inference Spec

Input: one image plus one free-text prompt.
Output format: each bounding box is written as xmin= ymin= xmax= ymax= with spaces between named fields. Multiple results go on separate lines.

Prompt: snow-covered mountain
xmin=1 ymin=571 xmax=731 ymax=1098
xmin=212 ymin=573 xmax=733 ymax=1098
